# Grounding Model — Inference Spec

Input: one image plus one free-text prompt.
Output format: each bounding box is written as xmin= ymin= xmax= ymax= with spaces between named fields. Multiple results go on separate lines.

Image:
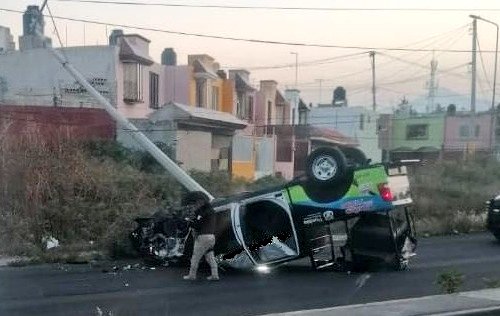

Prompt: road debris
xmin=42 ymin=236 xmax=60 ymax=250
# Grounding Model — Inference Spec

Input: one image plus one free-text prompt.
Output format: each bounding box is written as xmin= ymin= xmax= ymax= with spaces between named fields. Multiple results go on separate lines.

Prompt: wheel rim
xmin=312 ymin=155 xmax=338 ymax=181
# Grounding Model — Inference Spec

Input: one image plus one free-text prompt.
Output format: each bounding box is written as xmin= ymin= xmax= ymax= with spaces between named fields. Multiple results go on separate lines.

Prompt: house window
xmin=406 ymin=124 xmax=429 ymax=140
xmin=299 ymin=108 xmax=308 ymax=125
xmin=359 ymin=114 xmax=365 ymax=130
xmin=211 ymin=86 xmax=219 ymax=110
xmin=237 ymin=93 xmax=245 ymax=119
xmin=267 ymin=101 xmax=272 ymax=125
xmin=123 ymin=62 xmax=143 ymax=102
xmin=475 ymin=125 xmax=480 ymax=137
xmin=248 ymin=95 xmax=254 ymax=122
xmin=196 ymin=80 xmax=205 ymax=107
xmin=149 ymin=72 xmax=159 ymax=109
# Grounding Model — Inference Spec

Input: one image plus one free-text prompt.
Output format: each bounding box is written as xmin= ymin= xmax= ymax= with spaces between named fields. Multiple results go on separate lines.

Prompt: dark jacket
xmin=191 ymin=203 xmax=216 ymax=235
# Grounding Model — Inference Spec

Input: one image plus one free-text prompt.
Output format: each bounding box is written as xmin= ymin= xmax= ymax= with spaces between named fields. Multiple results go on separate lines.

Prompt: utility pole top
xmin=470 ymin=17 xmax=478 ymax=113
xmin=369 ymin=51 xmax=377 ymax=112
xmin=40 ymin=0 xmax=48 ymax=11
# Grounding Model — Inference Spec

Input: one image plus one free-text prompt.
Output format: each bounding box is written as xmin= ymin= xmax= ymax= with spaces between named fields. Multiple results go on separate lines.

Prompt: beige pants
xmin=188 ymin=234 xmax=218 ymax=278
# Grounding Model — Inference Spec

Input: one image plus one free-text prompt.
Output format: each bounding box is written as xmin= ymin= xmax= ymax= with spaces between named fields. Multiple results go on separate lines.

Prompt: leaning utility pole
xmin=39 ymin=1 xmax=213 ymax=200
xmin=369 ymin=51 xmax=377 ymax=112
xmin=471 ymin=17 xmax=478 ymax=113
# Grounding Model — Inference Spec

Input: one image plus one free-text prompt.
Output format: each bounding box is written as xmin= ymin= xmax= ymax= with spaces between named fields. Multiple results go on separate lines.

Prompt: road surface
xmin=1 ymin=233 xmax=500 ymax=316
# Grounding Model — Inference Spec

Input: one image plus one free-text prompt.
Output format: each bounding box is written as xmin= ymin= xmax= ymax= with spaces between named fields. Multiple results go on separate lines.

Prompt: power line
xmin=231 ymin=52 xmax=368 ymax=71
xmin=52 ymin=0 xmax=500 ymax=12
xmin=0 ymin=7 xmax=496 ymax=53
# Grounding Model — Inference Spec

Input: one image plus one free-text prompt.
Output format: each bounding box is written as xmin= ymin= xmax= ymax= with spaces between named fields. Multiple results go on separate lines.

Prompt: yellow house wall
xmin=232 ymin=161 xmax=255 ymax=180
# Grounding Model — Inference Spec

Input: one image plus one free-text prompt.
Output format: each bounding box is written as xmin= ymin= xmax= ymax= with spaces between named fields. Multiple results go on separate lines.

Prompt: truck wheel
xmin=303 ymin=170 xmax=353 ymax=203
xmin=306 ymin=147 xmax=347 ymax=187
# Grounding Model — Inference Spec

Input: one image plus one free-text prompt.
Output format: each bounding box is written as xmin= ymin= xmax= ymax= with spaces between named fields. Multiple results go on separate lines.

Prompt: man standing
xmin=182 ymin=191 xmax=219 ymax=281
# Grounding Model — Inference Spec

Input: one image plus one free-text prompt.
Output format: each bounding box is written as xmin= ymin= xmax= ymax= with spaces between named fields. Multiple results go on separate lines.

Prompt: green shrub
xmin=437 ymin=270 xmax=464 ymax=294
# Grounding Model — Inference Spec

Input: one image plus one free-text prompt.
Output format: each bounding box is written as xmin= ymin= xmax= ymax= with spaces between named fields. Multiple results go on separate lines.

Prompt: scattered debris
xmin=42 ymin=236 xmax=60 ymax=250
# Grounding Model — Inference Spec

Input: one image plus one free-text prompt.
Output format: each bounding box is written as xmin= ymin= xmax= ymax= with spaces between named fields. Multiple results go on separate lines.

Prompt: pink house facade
xmin=444 ymin=112 xmax=495 ymax=153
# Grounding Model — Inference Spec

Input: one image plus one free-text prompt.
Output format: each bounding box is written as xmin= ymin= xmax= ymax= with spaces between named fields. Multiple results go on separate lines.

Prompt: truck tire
xmin=306 ymin=147 xmax=348 ymax=187
xmin=303 ymin=169 xmax=354 ymax=203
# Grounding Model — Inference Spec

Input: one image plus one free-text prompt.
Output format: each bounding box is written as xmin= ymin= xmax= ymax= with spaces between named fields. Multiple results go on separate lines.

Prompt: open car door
xmin=232 ymin=192 xmax=301 ymax=267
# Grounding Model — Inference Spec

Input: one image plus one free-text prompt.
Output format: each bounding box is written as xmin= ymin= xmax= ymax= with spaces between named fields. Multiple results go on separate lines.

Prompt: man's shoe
xmin=183 ymin=275 xmax=196 ymax=281
xmin=206 ymin=275 xmax=219 ymax=281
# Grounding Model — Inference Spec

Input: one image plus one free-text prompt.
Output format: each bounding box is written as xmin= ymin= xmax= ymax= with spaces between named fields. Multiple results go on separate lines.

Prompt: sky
xmin=2 ymin=0 xmax=500 ymax=112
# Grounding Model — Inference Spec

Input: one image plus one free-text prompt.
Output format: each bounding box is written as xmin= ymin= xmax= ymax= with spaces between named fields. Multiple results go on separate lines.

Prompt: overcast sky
xmin=2 ymin=0 xmax=500 ymax=110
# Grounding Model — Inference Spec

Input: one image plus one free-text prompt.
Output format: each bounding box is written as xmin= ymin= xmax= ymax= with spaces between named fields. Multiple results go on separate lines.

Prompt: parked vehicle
xmin=131 ymin=146 xmax=417 ymax=271
xmin=487 ymin=195 xmax=500 ymax=240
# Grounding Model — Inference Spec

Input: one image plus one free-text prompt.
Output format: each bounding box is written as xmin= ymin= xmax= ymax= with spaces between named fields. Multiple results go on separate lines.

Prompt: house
xmin=0 ymin=26 xmax=15 ymax=53
xmin=0 ymin=25 xmax=165 ymax=119
xmin=119 ymin=102 xmax=246 ymax=173
xmin=388 ymin=113 xmax=445 ymax=161
xmin=227 ymin=69 xmax=263 ymax=180
xmin=309 ymin=105 xmax=381 ymax=163
xmin=379 ymin=109 xmax=496 ymax=161
xmin=443 ymin=112 xmax=495 ymax=158
xmin=164 ymin=54 xmax=234 ymax=112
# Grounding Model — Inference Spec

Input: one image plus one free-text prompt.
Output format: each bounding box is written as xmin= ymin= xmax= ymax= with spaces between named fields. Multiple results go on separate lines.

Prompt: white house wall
xmin=0 ymin=46 xmax=117 ymax=107
xmin=309 ymin=106 xmax=382 ymax=163
xmin=176 ymin=129 xmax=212 ymax=172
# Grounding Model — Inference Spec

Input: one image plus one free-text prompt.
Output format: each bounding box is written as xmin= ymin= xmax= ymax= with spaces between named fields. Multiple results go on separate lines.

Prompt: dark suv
xmin=487 ymin=195 xmax=500 ymax=240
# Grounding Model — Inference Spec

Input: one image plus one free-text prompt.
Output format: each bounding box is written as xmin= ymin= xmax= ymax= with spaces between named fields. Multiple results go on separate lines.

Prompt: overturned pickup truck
xmin=131 ymin=147 xmax=417 ymax=271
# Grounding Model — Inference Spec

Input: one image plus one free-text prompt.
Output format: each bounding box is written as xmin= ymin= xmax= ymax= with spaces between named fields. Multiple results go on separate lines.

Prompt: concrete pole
xmin=369 ymin=51 xmax=377 ymax=112
xmin=471 ymin=18 xmax=478 ymax=113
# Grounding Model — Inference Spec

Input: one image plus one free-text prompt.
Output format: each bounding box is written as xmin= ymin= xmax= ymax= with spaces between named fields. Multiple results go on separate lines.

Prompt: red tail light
xmin=378 ymin=183 xmax=393 ymax=202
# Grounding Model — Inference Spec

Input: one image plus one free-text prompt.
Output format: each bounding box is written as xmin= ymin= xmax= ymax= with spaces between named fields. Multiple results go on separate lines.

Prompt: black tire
xmin=306 ymin=147 xmax=348 ymax=187
xmin=303 ymin=169 xmax=354 ymax=203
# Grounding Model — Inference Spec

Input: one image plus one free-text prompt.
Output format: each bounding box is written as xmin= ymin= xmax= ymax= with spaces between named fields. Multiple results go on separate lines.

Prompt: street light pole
xmin=470 ymin=15 xmax=499 ymax=112
xmin=470 ymin=15 xmax=499 ymax=152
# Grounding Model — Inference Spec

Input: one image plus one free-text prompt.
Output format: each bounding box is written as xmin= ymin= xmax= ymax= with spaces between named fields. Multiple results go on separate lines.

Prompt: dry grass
xmin=410 ymin=159 xmax=500 ymax=235
xmin=0 ymin=138 xmax=285 ymax=260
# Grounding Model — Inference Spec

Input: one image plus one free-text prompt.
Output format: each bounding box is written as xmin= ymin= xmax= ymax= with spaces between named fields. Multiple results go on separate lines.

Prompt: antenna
xmin=426 ymin=52 xmax=438 ymax=113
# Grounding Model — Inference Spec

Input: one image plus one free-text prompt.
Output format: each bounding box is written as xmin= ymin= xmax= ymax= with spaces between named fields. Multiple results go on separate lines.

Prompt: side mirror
xmin=486 ymin=200 xmax=492 ymax=206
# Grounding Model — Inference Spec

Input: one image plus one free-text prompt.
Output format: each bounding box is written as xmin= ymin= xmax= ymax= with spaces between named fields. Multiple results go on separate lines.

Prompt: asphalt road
xmin=2 ymin=233 xmax=500 ymax=316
